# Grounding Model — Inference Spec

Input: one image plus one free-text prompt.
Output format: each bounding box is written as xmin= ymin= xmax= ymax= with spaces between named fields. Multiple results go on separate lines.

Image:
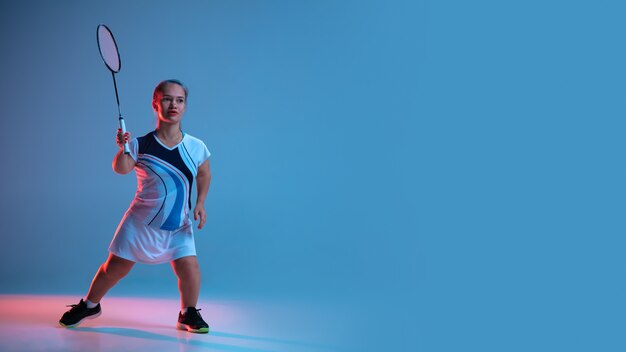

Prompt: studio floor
xmin=0 ymin=294 xmax=367 ymax=352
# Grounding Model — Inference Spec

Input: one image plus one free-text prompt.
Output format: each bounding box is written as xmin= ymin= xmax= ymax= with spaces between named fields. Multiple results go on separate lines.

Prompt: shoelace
xmin=66 ymin=302 xmax=89 ymax=310
xmin=64 ymin=303 xmax=83 ymax=313
xmin=185 ymin=309 xmax=205 ymax=323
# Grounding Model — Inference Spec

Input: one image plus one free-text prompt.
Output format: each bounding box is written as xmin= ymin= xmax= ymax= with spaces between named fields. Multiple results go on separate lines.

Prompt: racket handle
xmin=119 ymin=116 xmax=130 ymax=154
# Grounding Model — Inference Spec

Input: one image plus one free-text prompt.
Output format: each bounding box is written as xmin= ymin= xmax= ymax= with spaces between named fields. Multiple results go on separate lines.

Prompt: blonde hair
xmin=152 ymin=79 xmax=189 ymax=104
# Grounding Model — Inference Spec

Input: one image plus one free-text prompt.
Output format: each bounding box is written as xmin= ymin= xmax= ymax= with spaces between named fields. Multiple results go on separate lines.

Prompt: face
xmin=153 ymin=83 xmax=187 ymax=124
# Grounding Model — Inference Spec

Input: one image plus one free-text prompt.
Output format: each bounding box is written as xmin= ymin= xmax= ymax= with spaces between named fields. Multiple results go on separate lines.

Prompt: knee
xmin=101 ymin=262 xmax=131 ymax=280
xmin=175 ymin=261 xmax=200 ymax=281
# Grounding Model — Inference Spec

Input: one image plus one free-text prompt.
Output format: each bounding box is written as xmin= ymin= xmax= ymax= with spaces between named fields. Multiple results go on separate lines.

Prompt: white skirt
xmin=108 ymin=212 xmax=196 ymax=264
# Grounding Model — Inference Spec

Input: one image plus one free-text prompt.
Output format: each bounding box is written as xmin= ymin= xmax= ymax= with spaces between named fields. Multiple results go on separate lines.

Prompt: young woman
xmin=59 ymin=79 xmax=212 ymax=333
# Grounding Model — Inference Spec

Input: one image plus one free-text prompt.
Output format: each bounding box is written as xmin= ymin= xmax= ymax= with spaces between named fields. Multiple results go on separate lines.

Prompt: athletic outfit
xmin=59 ymin=130 xmax=211 ymax=331
xmin=108 ymin=131 xmax=210 ymax=264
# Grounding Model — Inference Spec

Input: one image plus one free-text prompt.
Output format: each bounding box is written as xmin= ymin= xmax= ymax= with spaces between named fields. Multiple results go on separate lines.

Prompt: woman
xmin=59 ymin=79 xmax=212 ymax=333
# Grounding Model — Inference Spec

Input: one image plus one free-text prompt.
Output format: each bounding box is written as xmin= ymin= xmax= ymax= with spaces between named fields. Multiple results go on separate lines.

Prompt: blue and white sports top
xmin=127 ymin=131 xmax=211 ymax=231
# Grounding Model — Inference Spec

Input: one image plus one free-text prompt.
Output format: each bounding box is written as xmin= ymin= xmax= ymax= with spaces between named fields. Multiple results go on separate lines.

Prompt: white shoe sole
xmin=176 ymin=322 xmax=209 ymax=333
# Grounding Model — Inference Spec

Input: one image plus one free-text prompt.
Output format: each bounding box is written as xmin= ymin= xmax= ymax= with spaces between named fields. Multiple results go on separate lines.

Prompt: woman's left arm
xmin=194 ymin=159 xmax=211 ymax=230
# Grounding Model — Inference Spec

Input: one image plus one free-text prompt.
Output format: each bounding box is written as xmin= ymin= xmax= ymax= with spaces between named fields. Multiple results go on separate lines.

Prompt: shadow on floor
xmin=211 ymin=331 xmax=335 ymax=350
xmin=72 ymin=327 xmax=273 ymax=352
xmin=72 ymin=327 xmax=336 ymax=351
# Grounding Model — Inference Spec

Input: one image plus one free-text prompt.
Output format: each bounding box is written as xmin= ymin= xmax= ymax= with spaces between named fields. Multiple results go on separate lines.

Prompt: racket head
xmin=96 ymin=24 xmax=121 ymax=73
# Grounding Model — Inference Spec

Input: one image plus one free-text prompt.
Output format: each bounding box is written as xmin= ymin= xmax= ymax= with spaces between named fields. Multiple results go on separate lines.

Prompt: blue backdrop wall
xmin=0 ymin=1 xmax=624 ymax=351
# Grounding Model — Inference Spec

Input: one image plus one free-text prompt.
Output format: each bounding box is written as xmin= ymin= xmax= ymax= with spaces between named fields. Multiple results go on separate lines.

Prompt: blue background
xmin=0 ymin=0 xmax=624 ymax=351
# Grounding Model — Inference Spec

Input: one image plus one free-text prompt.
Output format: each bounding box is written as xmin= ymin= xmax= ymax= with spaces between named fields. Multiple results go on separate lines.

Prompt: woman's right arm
xmin=112 ymin=129 xmax=136 ymax=174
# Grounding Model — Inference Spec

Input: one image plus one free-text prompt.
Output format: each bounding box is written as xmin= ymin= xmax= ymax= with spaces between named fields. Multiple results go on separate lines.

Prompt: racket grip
xmin=119 ymin=117 xmax=130 ymax=154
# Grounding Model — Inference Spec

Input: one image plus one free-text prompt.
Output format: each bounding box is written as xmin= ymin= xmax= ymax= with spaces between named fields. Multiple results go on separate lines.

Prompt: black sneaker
xmin=176 ymin=307 xmax=209 ymax=333
xmin=59 ymin=299 xmax=102 ymax=328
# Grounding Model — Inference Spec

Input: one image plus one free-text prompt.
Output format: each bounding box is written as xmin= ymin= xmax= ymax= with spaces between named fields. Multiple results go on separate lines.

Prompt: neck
xmin=156 ymin=122 xmax=182 ymax=140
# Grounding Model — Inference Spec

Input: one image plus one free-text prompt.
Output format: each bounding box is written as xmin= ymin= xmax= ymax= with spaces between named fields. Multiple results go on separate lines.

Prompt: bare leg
xmin=86 ymin=254 xmax=135 ymax=303
xmin=171 ymin=256 xmax=201 ymax=308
